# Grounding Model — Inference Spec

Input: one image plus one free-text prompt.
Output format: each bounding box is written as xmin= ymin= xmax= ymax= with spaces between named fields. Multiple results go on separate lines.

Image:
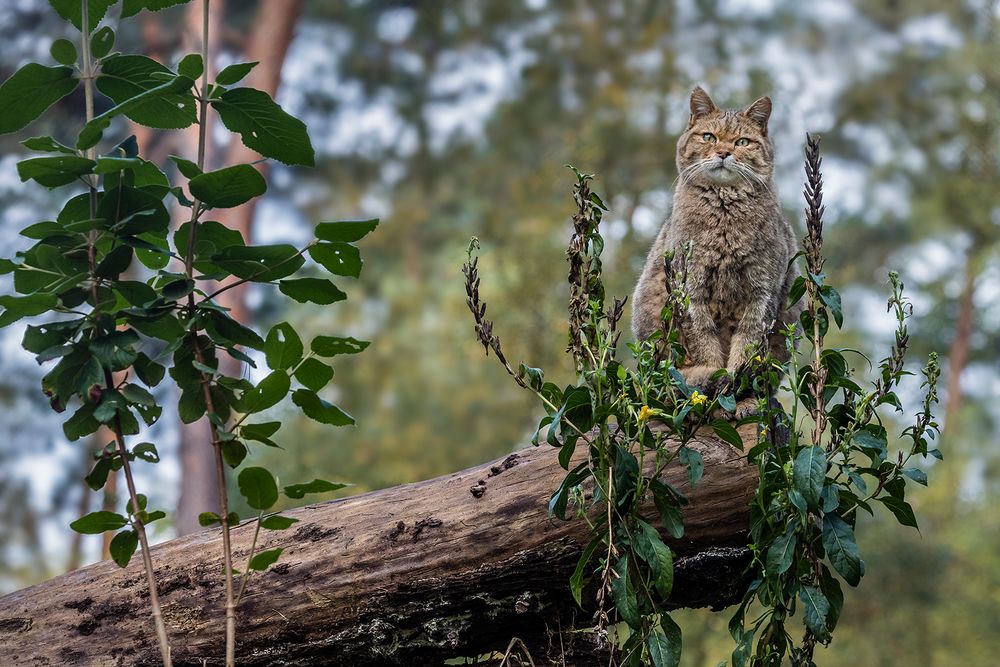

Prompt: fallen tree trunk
xmin=0 ymin=425 xmax=758 ymax=666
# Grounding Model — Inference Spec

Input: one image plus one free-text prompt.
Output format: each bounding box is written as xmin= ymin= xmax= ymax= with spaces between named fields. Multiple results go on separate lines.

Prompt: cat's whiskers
xmin=674 ymin=159 xmax=713 ymax=188
xmin=732 ymin=161 xmax=772 ymax=194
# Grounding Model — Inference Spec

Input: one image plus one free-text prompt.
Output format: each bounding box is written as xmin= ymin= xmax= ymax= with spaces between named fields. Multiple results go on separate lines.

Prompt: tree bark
xmin=942 ymin=245 xmax=980 ymax=438
xmin=0 ymin=425 xmax=757 ymax=666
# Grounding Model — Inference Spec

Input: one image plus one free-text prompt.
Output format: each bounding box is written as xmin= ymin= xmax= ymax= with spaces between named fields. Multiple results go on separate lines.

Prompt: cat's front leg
xmin=681 ymin=304 xmax=725 ymax=388
xmin=728 ymin=297 xmax=772 ymax=372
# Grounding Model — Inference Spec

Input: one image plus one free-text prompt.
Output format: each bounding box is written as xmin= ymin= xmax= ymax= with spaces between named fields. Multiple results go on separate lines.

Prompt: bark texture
xmin=0 ymin=425 xmax=757 ymax=666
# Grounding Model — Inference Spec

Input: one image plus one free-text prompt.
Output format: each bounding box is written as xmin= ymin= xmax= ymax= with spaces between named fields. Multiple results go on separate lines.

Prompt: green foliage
xmin=0 ymin=64 xmax=78 ymax=134
xmin=0 ymin=2 xmax=373 ymax=661
xmin=464 ymin=154 xmax=939 ymax=665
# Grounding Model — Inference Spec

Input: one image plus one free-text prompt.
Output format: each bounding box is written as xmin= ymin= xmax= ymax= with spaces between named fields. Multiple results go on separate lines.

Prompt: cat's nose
xmin=716 ymin=149 xmax=732 ymax=159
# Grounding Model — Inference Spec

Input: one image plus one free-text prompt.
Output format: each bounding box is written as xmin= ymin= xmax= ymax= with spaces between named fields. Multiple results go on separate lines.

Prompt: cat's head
xmin=676 ymin=86 xmax=774 ymax=188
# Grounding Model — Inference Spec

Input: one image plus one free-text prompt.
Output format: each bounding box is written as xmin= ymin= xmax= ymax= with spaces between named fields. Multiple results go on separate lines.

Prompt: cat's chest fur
xmin=670 ymin=187 xmax=782 ymax=321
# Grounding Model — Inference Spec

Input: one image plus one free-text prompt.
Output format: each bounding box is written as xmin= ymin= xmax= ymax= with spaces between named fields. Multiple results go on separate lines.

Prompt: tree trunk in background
xmin=213 ymin=0 xmax=304 ymax=326
xmin=173 ymin=0 xmax=304 ymax=535
xmin=0 ymin=426 xmax=758 ymax=666
xmin=174 ymin=0 xmax=227 ymax=536
xmin=942 ymin=246 xmax=980 ymax=441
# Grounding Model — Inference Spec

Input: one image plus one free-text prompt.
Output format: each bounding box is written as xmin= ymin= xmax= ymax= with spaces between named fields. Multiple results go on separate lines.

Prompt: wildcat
xmin=631 ymin=86 xmax=801 ymax=413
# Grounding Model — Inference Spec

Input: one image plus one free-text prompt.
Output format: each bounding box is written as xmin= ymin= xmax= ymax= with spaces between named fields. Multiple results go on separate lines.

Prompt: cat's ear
xmin=742 ymin=96 xmax=772 ymax=134
xmin=689 ymin=86 xmax=717 ymax=123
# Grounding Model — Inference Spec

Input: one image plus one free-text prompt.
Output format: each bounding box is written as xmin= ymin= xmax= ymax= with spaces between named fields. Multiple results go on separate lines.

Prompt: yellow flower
xmin=753 ymin=354 xmax=764 ymax=363
xmin=690 ymin=390 xmax=707 ymax=406
xmin=638 ymin=405 xmax=655 ymax=421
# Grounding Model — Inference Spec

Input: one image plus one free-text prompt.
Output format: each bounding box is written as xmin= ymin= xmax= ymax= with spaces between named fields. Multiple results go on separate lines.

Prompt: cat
xmin=631 ymin=86 xmax=801 ymax=415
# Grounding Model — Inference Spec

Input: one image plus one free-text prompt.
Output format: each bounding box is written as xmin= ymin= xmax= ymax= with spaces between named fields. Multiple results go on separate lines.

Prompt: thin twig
xmin=82 ymin=0 xmax=172 ymax=662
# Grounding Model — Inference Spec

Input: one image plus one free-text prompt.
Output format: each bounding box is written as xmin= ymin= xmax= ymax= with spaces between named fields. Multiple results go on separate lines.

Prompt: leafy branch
xmin=462 ymin=142 xmax=939 ymax=667
xmin=0 ymin=2 xmax=375 ymax=665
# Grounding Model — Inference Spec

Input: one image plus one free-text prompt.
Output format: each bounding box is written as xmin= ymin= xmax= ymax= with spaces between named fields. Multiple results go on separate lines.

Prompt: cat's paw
xmin=680 ymin=365 xmax=719 ymax=389
xmin=712 ymin=397 xmax=758 ymax=422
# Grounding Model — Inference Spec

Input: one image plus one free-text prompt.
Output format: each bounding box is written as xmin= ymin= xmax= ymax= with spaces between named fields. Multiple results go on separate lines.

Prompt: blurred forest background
xmin=1 ymin=0 xmax=998 ymax=664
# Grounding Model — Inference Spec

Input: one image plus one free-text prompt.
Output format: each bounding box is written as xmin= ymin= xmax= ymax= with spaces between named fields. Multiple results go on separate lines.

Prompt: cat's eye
xmin=702 ymin=132 xmax=717 ymax=143
xmin=735 ymin=137 xmax=751 ymax=147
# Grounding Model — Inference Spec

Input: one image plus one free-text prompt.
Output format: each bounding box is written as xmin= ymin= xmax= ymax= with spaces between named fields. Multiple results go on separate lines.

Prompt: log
xmin=0 ymin=425 xmax=758 ymax=666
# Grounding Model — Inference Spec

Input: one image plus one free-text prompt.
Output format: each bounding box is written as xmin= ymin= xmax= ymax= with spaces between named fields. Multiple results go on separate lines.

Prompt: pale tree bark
xmin=173 ymin=0 xmax=304 ymax=536
xmin=0 ymin=426 xmax=757 ymax=666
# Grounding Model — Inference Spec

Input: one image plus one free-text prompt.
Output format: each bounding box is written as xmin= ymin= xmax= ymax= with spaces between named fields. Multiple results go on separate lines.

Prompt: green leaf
xmin=819 ymin=285 xmax=843 ymax=328
xmin=851 ymin=430 xmax=888 ymax=462
xmin=787 ymin=275 xmax=807 ymax=308
xmin=63 ymin=403 xmax=99 ymax=440
xmin=679 ymin=447 xmax=704 ymax=486
xmin=85 ymin=456 xmax=113 ymax=490
xmin=21 ymin=136 xmax=76 ymax=154
xmin=278 ymin=278 xmax=347 ymax=305
xmin=95 ymin=55 xmax=197 ymax=128
xmin=822 ymin=514 xmax=861 ymax=586
xmin=215 ymin=61 xmax=258 ymax=86
xmin=295 ymin=357 xmax=333 ymax=392
xmin=877 ymin=496 xmax=919 ymax=529
xmin=291 ymin=389 xmax=355 ymax=426
xmin=242 ymin=421 xmax=281 ymax=446
xmin=242 ymin=370 xmax=290 ymax=414
xmin=716 ymin=393 xmax=737 ymax=413
xmin=647 ymin=616 xmax=683 ymax=667
xmin=211 ymin=87 xmax=315 ymax=166
xmin=189 ymin=164 xmax=266 ymax=208
xmin=198 ymin=511 xmax=220 ymax=527
xmin=122 ymin=0 xmax=195 ymax=19
xmin=799 ymin=585 xmax=830 ymax=640
xmin=80 ymin=74 xmax=196 ymax=149
xmin=90 ymin=330 xmax=140 ymax=370
xmin=0 ymin=293 xmax=59 ymax=328
xmin=49 ymin=0 xmax=116 ymax=32
xmin=109 ymin=529 xmax=139 ymax=567
xmin=90 ymin=26 xmax=115 ymax=59
xmin=132 ymin=442 xmax=160 ymax=463
xmin=17 ymin=156 xmax=94 ymax=188
xmin=237 ymin=466 xmax=279 ymax=510
xmin=283 ymin=479 xmax=349 ymax=499
xmin=570 ymin=537 xmax=599 ymax=607
xmin=169 ymin=154 xmax=202 ymax=179
xmin=314 ymin=219 xmax=379 ymax=243
xmin=711 ymin=420 xmax=744 ymax=449
xmin=50 ymin=38 xmax=77 ymax=66
xmin=260 ymin=515 xmax=299 ymax=530
xmin=309 ymin=242 xmax=363 ymax=278
xmin=95 ymin=246 xmax=134 ymax=280
xmin=310 ymin=336 xmax=369 ymax=357
xmin=119 ymin=380 xmax=157 ymax=405
xmin=651 ymin=482 xmax=685 ymax=539
xmin=70 ymin=511 xmax=128 ymax=534
xmin=221 ymin=440 xmax=248 ymax=468
xmin=211 ymin=244 xmax=304 ymax=282
xmin=634 ymin=519 xmax=674 ymax=598
xmin=766 ymin=523 xmax=797 ymax=576
xmin=902 ymin=467 xmax=928 ymax=486
xmin=134 ymin=352 xmax=166 ymax=387
xmin=205 ymin=311 xmax=265 ymax=350
xmin=248 ymin=547 xmax=283 ymax=571
xmin=820 ymin=566 xmax=845 ymax=632
xmin=178 ymin=53 xmax=204 ymax=79
xmin=0 ymin=64 xmax=78 ymax=135
xmin=793 ymin=446 xmax=826 ymax=508
xmin=264 ymin=322 xmax=303 ymax=370
xmin=610 ymin=555 xmax=640 ymax=628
